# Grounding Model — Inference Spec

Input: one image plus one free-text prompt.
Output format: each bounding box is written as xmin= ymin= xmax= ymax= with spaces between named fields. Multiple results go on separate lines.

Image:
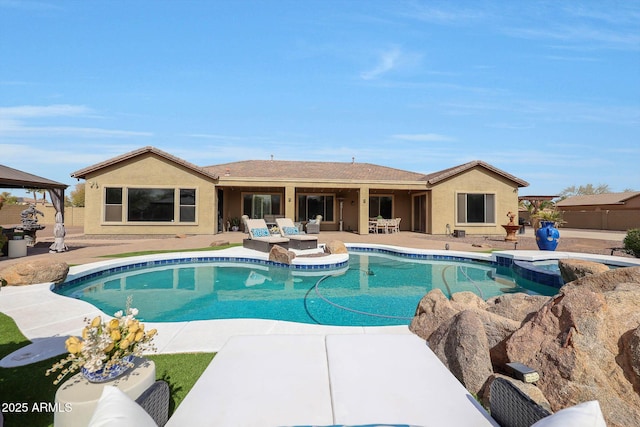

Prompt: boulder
xmin=505 ymin=282 xmax=640 ymax=427
xmin=561 ymin=265 xmax=640 ymax=293
xmin=558 ymin=258 xmax=609 ymax=283
xmin=325 ymin=240 xmax=347 ymax=254
xmin=450 ymin=291 xmax=488 ymax=311
xmin=486 ymin=293 xmax=551 ymax=324
xmin=428 ymin=310 xmax=494 ymax=395
xmin=409 ymin=289 xmax=459 ymax=340
xmin=625 ymin=325 xmax=640 ymax=380
xmin=0 ymin=259 xmax=69 ymax=285
xmin=268 ymin=245 xmax=296 ymax=265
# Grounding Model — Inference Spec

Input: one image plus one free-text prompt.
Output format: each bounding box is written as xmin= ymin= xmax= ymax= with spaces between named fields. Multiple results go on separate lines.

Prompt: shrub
xmin=623 ymin=228 xmax=640 ymax=258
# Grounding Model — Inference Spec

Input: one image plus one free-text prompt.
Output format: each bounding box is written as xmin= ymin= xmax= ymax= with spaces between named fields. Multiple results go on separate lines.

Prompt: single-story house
xmin=555 ymin=192 xmax=640 ymax=231
xmin=70 ymin=146 xmax=529 ymax=236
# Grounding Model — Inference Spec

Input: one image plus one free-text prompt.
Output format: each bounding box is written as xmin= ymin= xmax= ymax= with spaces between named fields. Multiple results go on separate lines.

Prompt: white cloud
xmin=360 ymin=47 xmax=403 ymax=80
xmin=0 ymin=104 xmax=93 ymax=118
xmin=0 ymin=104 xmax=152 ymax=138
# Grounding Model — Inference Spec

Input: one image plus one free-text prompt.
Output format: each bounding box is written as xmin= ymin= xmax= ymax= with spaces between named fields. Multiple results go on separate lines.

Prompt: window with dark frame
xmin=104 ymin=187 xmax=123 ymax=222
xmin=456 ymin=193 xmax=495 ymax=224
xmin=179 ymin=189 xmax=196 ymax=222
xmin=297 ymin=194 xmax=334 ymax=221
xmin=127 ymin=188 xmax=175 ymax=222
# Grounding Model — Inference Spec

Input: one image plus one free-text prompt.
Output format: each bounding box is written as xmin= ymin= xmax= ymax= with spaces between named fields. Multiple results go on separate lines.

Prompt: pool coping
xmin=2 ymin=245 xmax=639 ymax=355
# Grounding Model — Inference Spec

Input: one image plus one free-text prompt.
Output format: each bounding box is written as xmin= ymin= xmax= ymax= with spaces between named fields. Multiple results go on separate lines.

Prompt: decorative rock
xmin=325 ymin=240 xmax=347 ymax=254
xmin=560 ymin=266 xmax=640 ymax=293
xmin=450 ymin=291 xmax=488 ymax=310
xmin=486 ymin=293 xmax=551 ymax=324
xmin=268 ymin=245 xmax=296 ymax=265
xmin=558 ymin=259 xmax=609 ymax=283
xmin=505 ymin=282 xmax=640 ymax=427
xmin=0 ymin=259 xmax=69 ymax=286
xmin=409 ymin=289 xmax=459 ymax=340
xmin=428 ymin=310 xmax=494 ymax=396
xmin=626 ymin=325 xmax=640 ymax=380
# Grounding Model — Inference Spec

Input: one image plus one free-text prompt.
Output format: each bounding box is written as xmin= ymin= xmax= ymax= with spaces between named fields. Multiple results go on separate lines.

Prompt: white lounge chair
xmin=275 ymin=218 xmax=318 ymax=250
xmin=242 ymin=219 xmax=289 ymax=252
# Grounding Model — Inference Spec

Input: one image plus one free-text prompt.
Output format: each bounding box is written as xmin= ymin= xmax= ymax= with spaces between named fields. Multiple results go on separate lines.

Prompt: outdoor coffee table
xmin=54 ymin=357 xmax=155 ymax=427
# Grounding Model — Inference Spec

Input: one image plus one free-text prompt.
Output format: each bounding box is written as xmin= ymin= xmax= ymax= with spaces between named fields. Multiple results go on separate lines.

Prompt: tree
xmin=67 ymin=183 xmax=85 ymax=207
xmin=0 ymin=191 xmax=18 ymax=206
xmin=559 ymin=184 xmax=612 ymax=200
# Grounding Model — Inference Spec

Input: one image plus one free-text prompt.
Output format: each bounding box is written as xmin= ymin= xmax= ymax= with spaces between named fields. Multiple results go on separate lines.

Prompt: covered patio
xmin=0 ymin=164 xmax=68 ymax=254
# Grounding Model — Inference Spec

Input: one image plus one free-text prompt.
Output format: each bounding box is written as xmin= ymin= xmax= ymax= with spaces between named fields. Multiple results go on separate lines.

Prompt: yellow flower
xmin=127 ymin=320 xmax=139 ymax=334
xmin=104 ymin=343 xmax=114 ymax=353
xmin=90 ymin=316 xmax=102 ymax=328
xmin=120 ymin=339 xmax=131 ymax=349
xmin=135 ymin=331 xmax=144 ymax=342
xmin=65 ymin=337 xmax=83 ymax=354
xmin=110 ymin=330 xmax=121 ymax=341
xmin=82 ymin=327 xmax=89 ymax=340
xmin=147 ymin=329 xmax=157 ymax=339
xmin=108 ymin=318 xmax=119 ymax=330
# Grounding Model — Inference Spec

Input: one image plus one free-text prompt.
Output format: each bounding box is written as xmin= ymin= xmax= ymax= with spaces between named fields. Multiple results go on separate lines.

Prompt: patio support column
xmin=358 ymin=186 xmax=370 ymax=235
xmin=284 ymin=185 xmax=296 ymax=219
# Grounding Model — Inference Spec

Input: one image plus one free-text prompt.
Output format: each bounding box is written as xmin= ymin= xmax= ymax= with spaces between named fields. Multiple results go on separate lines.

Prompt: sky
xmin=1 ymin=0 xmax=638 ymax=198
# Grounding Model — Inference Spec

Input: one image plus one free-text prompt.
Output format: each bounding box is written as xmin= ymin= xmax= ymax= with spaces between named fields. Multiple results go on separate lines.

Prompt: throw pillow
xmin=531 ymin=400 xmax=606 ymax=427
xmin=282 ymin=226 xmax=299 ymax=235
xmin=251 ymin=228 xmax=270 ymax=238
xmin=88 ymin=386 xmax=157 ymax=427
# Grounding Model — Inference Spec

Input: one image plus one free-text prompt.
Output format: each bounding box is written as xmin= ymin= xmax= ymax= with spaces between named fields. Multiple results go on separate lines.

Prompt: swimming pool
xmin=55 ymin=249 xmax=560 ymax=327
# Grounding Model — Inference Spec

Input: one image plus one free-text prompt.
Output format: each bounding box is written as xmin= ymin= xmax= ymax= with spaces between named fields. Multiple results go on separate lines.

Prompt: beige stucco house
xmin=71 ymin=146 xmax=529 ymax=236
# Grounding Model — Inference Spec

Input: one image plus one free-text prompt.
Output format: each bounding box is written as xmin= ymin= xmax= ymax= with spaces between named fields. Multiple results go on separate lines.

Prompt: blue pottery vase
xmin=535 ymin=221 xmax=560 ymax=251
xmin=81 ymin=355 xmax=135 ymax=383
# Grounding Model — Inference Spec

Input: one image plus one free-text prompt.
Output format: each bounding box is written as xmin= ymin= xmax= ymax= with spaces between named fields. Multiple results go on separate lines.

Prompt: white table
xmin=54 ymin=358 xmax=155 ymax=427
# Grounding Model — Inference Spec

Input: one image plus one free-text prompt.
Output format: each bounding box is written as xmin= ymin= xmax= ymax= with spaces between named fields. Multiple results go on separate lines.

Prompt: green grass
xmin=102 ymin=243 xmax=241 ymax=258
xmin=0 ymin=312 xmax=214 ymax=426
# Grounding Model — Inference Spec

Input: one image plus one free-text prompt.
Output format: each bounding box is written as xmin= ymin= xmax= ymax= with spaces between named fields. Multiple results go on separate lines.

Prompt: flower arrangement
xmin=47 ymin=298 xmax=157 ymax=384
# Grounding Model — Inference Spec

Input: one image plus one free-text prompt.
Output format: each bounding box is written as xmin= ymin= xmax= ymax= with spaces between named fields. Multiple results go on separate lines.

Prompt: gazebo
xmin=0 ymin=164 xmax=68 ymax=252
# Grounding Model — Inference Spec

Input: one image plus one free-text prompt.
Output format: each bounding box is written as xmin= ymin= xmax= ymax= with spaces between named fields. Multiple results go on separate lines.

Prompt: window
xmin=103 ymin=187 xmax=197 ymax=223
xmin=179 ymin=189 xmax=196 ymax=222
xmin=369 ymin=196 xmax=393 ymax=218
xmin=128 ymin=188 xmax=175 ymax=222
xmin=297 ymin=194 xmax=334 ymax=221
xmin=104 ymin=187 xmax=123 ymax=222
xmin=242 ymin=194 xmax=282 ymax=218
xmin=457 ymin=193 xmax=495 ymax=224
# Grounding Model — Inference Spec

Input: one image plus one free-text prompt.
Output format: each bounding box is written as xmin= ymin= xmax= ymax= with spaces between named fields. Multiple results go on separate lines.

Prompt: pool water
xmin=56 ymin=253 xmax=558 ymax=326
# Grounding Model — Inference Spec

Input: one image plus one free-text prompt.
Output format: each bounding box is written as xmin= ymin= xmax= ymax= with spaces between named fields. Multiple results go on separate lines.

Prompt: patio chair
xmin=243 ymin=219 xmax=290 ymax=252
xmin=88 ymin=381 xmax=170 ymax=427
xmin=275 ymin=218 xmax=318 ymax=250
xmin=489 ymin=377 xmax=551 ymax=427
xmin=305 ymin=215 xmax=322 ymax=234
xmin=390 ymin=217 xmax=401 ymax=233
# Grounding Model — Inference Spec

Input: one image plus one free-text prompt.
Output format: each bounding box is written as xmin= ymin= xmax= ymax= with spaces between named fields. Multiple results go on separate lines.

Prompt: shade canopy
xmin=0 ymin=164 xmax=69 ymax=252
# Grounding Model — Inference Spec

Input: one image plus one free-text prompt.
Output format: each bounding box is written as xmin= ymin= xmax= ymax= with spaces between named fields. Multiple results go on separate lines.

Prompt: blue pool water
xmin=55 ymin=253 xmax=559 ymax=326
